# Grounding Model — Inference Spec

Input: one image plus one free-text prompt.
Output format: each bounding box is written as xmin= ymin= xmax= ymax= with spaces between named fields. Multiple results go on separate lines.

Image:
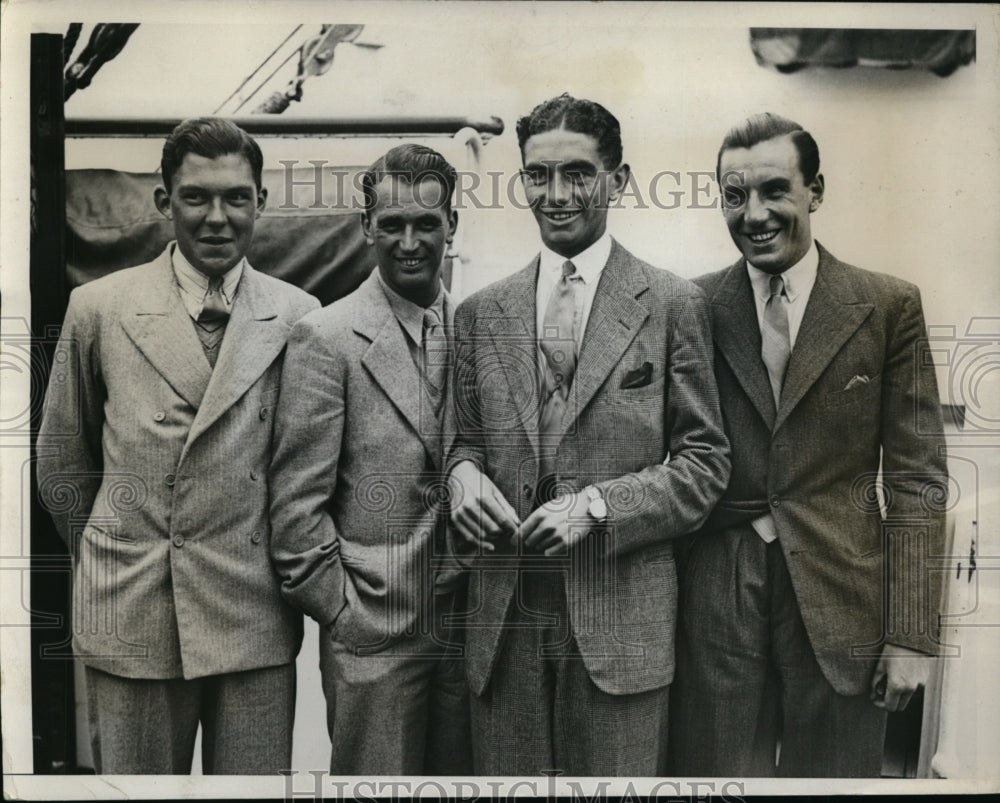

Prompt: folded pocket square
xmin=844 ymin=374 xmax=870 ymax=391
xmin=621 ymin=362 xmax=653 ymax=389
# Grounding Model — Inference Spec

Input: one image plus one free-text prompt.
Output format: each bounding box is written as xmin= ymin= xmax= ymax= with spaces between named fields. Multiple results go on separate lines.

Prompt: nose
xmin=400 ymin=225 xmax=418 ymax=252
xmin=547 ymin=170 xmax=571 ymax=206
xmin=205 ymin=198 xmax=227 ymax=226
xmin=744 ymin=191 xmax=769 ymax=225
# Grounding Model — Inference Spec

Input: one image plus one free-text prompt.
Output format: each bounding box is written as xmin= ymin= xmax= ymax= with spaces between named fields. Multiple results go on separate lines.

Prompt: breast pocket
xmin=825 ymin=373 xmax=881 ymax=410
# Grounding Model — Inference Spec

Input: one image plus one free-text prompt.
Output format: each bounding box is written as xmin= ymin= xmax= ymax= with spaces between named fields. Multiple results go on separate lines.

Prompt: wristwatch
xmin=584 ymin=486 xmax=608 ymax=523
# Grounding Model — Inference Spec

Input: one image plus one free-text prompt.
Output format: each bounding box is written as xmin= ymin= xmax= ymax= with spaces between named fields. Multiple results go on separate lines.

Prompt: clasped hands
xmin=448 ymin=460 xmax=592 ymax=556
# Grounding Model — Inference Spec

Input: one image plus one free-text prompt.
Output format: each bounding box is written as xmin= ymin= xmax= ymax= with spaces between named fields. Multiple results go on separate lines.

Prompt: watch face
xmin=590 ymin=498 xmax=608 ymax=521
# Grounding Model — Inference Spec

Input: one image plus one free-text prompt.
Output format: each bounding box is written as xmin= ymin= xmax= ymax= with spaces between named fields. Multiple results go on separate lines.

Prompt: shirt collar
xmin=171 ymin=242 xmax=244 ymax=304
xmin=746 ymin=239 xmax=818 ymax=303
xmin=539 ymin=231 xmax=613 ymax=286
xmin=375 ymin=270 xmax=448 ymax=346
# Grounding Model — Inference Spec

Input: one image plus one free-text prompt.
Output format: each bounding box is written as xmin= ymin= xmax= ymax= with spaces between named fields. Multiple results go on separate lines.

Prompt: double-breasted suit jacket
xmin=269 ymin=271 xmax=457 ymax=650
xmin=448 ymin=239 xmax=731 ymax=697
xmin=37 ymin=245 xmax=319 ymax=679
xmin=692 ymin=243 xmax=948 ymax=695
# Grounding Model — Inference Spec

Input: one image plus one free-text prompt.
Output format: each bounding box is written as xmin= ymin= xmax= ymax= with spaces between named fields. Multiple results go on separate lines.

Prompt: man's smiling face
xmin=719 ymin=133 xmax=824 ymax=274
xmin=154 ymin=152 xmax=265 ymax=277
xmin=521 ymin=127 xmax=627 ymax=259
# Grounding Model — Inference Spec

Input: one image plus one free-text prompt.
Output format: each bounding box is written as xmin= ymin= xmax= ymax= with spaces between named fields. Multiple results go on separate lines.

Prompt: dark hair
xmin=361 ymin=143 xmax=458 ymax=214
xmin=516 ymin=93 xmax=623 ymax=170
xmin=160 ymin=117 xmax=264 ymax=193
xmin=716 ymin=112 xmax=820 ymax=185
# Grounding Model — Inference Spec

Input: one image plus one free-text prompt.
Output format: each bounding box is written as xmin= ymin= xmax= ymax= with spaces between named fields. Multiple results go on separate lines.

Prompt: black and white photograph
xmin=1 ymin=1 xmax=998 ymax=799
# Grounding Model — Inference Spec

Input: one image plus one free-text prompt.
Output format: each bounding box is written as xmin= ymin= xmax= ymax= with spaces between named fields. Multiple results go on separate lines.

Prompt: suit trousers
xmin=670 ymin=525 xmax=887 ymax=777
xmin=470 ymin=568 xmax=667 ymax=776
xmin=84 ymin=662 xmax=295 ymax=774
xmin=320 ymin=588 xmax=473 ymax=775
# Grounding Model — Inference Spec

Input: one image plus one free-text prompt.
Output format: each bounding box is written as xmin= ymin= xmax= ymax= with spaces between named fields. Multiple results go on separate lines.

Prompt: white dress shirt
xmin=171 ymin=243 xmax=244 ymax=321
xmin=746 ymin=239 xmax=819 ymax=543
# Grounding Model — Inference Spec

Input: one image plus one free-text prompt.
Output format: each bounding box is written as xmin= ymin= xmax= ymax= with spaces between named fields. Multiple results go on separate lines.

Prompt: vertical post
xmin=30 ymin=32 xmax=74 ymax=773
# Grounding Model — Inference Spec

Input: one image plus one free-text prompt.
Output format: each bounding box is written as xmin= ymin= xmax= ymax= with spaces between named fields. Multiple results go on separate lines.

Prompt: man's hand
xmin=448 ymin=460 xmax=519 ymax=551
xmin=870 ymin=643 xmax=933 ymax=712
xmin=516 ymin=491 xmax=592 ymax=556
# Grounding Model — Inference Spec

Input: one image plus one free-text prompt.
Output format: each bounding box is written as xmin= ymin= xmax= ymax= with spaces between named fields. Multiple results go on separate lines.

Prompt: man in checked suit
xmin=36 ymin=117 xmax=319 ymax=773
xmin=269 ymin=144 xmax=472 ymax=774
xmin=671 ymin=113 xmax=948 ymax=777
xmin=446 ymin=94 xmax=730 ymax=775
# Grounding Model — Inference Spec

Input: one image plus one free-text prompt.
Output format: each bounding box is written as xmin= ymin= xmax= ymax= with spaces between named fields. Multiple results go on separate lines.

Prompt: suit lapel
xmin=775 ymin=244 xmax=874 ymax=431
xmin=566 ymin=240 xmax=649 ymax=434
xmin=358 ymin=274 xmax=443 ymax=469
xmin=185 ymin=264 xmax=289 ymax=449
xmin=119 ymin=248 xmax=213 ymax=410
xmin=487 ymin=261 xmax=541 ymax=456
xmin=709 ymin=261 xmax=777 ymax=428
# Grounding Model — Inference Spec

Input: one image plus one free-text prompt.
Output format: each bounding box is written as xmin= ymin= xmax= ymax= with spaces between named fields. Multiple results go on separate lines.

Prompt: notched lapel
xmin=775 ymin=251 xmax=875 ymax=431
xmin=119 ymin=257 xmax=213 ymax=411
xmin=710 ymin=263 xmax=777 ymax=428
xmin=487 ymin=262 xmax=542 ymax=454
xmin=359 ymin=276 xmax=443 ymax=469
xmin=187 ymin=267 xmax=288 ymax=448
xmin=569 ymin=244 xmax=649 ymax=432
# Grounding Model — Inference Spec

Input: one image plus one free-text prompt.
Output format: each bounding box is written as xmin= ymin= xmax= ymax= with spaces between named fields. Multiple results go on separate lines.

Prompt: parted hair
xmin=716 ymin=112 xmax=820 ymax=185
xmin=361 ymin=143 xmax=458 ymax=214
xmin=160 ymin=117 xmax=264 ymax=193
xmin=516 ymin=93 xmax=623 ymax=170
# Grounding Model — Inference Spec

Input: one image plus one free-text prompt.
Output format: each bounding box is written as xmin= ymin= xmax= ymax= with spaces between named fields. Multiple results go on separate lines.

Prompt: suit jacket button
xmin=164 ymin=473 xmax=176 ymax=487
xmin=770 ymin=495 xmax=780 ymax=507
xmin=153 ymin=411 xmax=166 ymax=422
xmin=251 ymin=530 xmax=262 ymax=544
xmin=259 ymin=407 xmax=269 ymax=420
xmin=250 ymin=469 xmax=259 ymax=481
xmin=172 ymin=535 xmax=184 ymax=547
xmin=522 ymin=484 xmax=533 ymax=498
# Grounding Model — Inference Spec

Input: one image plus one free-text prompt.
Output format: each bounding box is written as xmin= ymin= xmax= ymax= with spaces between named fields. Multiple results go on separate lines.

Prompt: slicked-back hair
xmin=716 ymin=112 xmax=820 ymax=185
xmin=160 ymin=117 xmax=264 ymax=193
xmin=516 ymin=93 xmax=623 ymax=170
xmin=361 ymin=143 xmax=458 ymax=214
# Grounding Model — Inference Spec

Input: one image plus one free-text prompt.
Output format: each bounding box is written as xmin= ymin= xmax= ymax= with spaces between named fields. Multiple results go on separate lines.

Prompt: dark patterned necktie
xmin=422 ymin=306 xmax=448 ymax=416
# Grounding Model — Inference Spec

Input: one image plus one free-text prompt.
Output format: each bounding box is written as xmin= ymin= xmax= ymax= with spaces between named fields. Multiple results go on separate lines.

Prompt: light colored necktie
xmin=197 ymin=277 xmax=229 ymax=332
xmin=422 ymin=305 xmax=449 ymax=415
xmin=761 ymin=273 xmax=791 ymax=406
xmin=538 ymin=260 xmax=583 ymax=485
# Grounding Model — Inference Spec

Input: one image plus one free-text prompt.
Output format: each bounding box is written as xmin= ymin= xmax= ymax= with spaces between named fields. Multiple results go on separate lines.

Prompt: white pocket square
xmin=844 ymin=374 xmax=870 ymax=391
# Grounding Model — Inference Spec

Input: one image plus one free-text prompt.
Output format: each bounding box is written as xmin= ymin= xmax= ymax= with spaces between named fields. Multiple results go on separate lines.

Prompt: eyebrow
xmin=522 ymin=158 xmax=600 ymax=172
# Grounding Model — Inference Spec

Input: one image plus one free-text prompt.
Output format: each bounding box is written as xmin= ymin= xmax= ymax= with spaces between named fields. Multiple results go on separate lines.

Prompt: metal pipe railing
xmin=65 ymin=115 xmax=505 ymax=139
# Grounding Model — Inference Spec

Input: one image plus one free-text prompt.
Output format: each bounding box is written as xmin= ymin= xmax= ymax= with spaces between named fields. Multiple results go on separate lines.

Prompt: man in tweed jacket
xmin=37 ymin=118 xmax=318 ymax=774
xmin=446 ymin=94 xmax=730 ymax=775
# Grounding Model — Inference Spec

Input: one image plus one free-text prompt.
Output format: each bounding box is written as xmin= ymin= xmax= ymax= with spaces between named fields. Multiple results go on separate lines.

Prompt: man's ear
xmin=608 ymin=163 xmax=630 ymax=203
xmin=446 ymin=209 xmax=458 ymax=244
xmin=256 ymin=186 xmax=268 ymax=218
xmin=361 ymin=212 xmax=374 ymax=244
xmin=153 ymin=186 xmax=172 ymax=219
xmin=809 ymin=173 xmax=825 ymax=213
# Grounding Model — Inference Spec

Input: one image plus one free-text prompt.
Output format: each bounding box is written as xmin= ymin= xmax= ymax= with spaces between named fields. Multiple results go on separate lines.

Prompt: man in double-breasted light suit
xmin=446 ymin=95 xmax=730 ymax=775
xmin=671 ymin=113 xmax=948 ymax=777
xmin=269 ymin=144 xmax=472 ymax=775
xmin=37 ymin=118 xmax=318 ymax=774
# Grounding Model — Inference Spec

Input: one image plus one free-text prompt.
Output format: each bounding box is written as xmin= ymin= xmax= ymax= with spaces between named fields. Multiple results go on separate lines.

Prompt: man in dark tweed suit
xmin=446 ymin=94 xmax=730 ymax=775
xmin=37 ymin=118 xmax=319 ymax=774
xmin=671 ymin=112 xmax=948 ymax=777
